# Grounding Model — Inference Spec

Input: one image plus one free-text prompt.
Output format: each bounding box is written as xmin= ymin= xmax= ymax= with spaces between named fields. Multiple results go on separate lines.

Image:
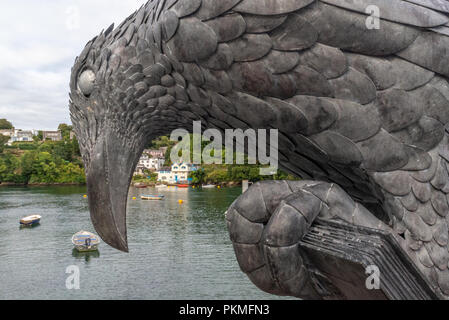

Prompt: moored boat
xmin=202 ymin=185 xmax=217 ymax=189
xmin=155 ymin=184 xmax=167 ymax=189
xmin=20 ymin=215 xmax=41 ymax=227
xmin=177 ymin=184 xmax=189 ymax=188
xmin=141 ymin=195 xmax=165 ymax=201
xmin=72 ymin=231 xmax=101 ymax=252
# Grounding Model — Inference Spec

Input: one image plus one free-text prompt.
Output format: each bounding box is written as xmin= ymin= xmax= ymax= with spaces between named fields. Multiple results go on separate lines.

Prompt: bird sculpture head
xmin=70 ymin=1 xmax=208 ymax=252
xmin=69 ymin=22 xmax=154 ymax=252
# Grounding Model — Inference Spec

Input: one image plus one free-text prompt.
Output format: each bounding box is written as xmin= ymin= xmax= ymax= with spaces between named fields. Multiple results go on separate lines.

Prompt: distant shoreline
xmin=0 ymin=182 xmax=86 ymax=187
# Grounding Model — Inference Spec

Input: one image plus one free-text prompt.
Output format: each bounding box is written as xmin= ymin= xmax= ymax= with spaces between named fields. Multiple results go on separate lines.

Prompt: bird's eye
xmin=78 ymin=70 xmax=96 ymax=97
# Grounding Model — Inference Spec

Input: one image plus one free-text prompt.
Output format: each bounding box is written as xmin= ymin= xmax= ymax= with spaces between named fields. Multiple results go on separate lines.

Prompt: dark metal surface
xmin=70 ymin=0 xmax=449 ymax=299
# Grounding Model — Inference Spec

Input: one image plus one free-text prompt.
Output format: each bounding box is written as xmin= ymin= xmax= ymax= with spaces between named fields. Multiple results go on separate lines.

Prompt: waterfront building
xmin=17 ymin=130 xmax=34 ymax=141
xmin=7 ymin=129 xmax=34 ymax=145
xmin=157 ymin=163 xmax=197 ymax=184
xmin=43 ymin=131 xmax=62 ymax=141
xmin=144 ymin=148 xmax=166 ymax=158
xmin=134 ymin=165 xmax=147 ymax=176
xmin=137 ymin=153 xmax=165 ymax=171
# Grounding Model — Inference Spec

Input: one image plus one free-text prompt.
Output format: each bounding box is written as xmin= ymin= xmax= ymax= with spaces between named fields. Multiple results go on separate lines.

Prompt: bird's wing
xmin=81 ymin=0 xmax=449 ymax=296
xmin=146 ymin=0 xmax=449 ymax=296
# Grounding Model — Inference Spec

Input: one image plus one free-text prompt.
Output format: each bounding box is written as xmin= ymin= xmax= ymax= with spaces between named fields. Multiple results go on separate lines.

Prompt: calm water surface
xmin=0 ymin=186 xmax=289 ymax=300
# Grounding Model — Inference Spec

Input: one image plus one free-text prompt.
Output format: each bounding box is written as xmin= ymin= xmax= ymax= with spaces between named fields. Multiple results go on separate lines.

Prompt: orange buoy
xmin=178 ymin=200 xmax=184 ymax=204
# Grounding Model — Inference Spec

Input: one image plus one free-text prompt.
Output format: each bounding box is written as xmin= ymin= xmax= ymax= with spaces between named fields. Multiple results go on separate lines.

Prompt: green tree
xmin=53 ymin=140 xmax=73 ymax=162
xmin=206 ymin=167 xmax=228 ymax=183
xmin=71 ymin=136 xmax=81 ymax=157
xmin=148 ymin=136 xmax=175 ymax=149
xmin=29 ymin=152 xmax=59 ymax=183
xmin=0 ymin=134 xmax=9 ymax=153
xmin=0 ymin=153 xmax=22 ymax=183
xmin=58 ymin=123 xmax=73 ymax=140
xmin=20 ymin=151 xmax=37 ymax=183
xmin=190 ymin=168 xmax=206 ymax=185
xmin=0 ymin=119 xmax=13 ymax=129
xmin=58 ymin=162 xmax=86 ymax=184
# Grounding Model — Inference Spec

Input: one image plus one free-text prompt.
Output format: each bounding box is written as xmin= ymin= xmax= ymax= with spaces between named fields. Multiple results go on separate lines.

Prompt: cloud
xmin=0 ymin=0 xmax=146 ymax=130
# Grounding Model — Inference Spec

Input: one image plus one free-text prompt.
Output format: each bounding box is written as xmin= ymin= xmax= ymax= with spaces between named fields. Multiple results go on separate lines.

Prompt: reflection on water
xmin=19 ymin=223 xmax=41 ymax=230
xmin=72 ymin=249 xmax=101 ymax=263
xmin=0 ymin=185 xmax=289 ymax=300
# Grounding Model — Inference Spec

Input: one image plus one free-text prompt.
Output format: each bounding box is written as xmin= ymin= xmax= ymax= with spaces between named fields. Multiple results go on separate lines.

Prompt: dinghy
xmin=20 ymin=215 xmax=41 ymax=227
xmin=141 ymin=195 xmax=165 ymax=201
xmin=72 ymin=231 xmax=100 ymax=252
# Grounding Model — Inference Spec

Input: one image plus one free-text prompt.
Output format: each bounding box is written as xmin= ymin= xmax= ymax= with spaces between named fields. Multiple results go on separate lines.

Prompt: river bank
xmin=0 ymin=180 xmax=243 ymax=188
xmin=0 ymin=182 xmax=85 ymax=187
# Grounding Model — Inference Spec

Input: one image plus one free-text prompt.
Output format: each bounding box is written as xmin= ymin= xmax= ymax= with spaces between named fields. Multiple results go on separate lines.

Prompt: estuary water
xmin=0 ymin=185 xmax=287 ymax=300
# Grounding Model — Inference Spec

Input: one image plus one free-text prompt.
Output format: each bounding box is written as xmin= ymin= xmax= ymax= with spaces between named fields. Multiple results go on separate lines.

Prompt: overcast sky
xmin=0 ymin=0 xmax=146 ymax=130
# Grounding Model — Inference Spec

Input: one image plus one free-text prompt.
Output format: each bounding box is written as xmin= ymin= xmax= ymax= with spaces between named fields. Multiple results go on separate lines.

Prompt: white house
xmin=7 ymin=130 xmax=34 ymax=145
xmin=143 ymin=148 xmax=166 ymax=159
xmin=43 ymin=130 xmax=62 ymax=141
xmin=157 ymin=163 xmax=197 ymax=184
xmin=137 ymin=153 xmax=165 ymax=171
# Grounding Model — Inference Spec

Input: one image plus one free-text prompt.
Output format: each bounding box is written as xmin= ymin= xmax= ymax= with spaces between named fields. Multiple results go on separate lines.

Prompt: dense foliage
xmin=0 ymin=119 xmax=297 ymax=185
xmin=0 ymin=123 xmax=85 ymax=185
xmin=159 ymin=134 xmax=298 ymax=184
xmin=189 ymin=164 xmax=296 ymax=185
xmin=0 ymin=134 xmax=8 ymax=153
xmin=0 ymin=119 xmax=13 ymax=129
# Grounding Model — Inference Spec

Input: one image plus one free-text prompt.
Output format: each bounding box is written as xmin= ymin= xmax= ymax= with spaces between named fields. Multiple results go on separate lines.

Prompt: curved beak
xmin=85 ymin=128 xmax=143 ymax=253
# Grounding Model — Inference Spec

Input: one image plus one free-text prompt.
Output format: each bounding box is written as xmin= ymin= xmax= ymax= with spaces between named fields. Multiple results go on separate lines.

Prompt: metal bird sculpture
xmin=70 ymin=0 xmax=449 ymax=299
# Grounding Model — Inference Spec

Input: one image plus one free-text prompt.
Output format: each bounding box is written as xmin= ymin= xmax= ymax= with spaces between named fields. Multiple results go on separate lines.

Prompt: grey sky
xmin=0 ymin=0 xmax=146 ymax=130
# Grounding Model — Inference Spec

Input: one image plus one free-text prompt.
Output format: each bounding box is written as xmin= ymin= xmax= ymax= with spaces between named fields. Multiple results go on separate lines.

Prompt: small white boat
xmin=141 ymin=195 xmax=165 ymax=201
xmin=202 ymin=185 xmax=217 ymax=189
xmin=155 ymin=185 xmax=168 ymax=189
xmin=72 ymin=231 xmax=101 ymax=252
xmin=20 ymin=215 xmax=41 ymax=226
